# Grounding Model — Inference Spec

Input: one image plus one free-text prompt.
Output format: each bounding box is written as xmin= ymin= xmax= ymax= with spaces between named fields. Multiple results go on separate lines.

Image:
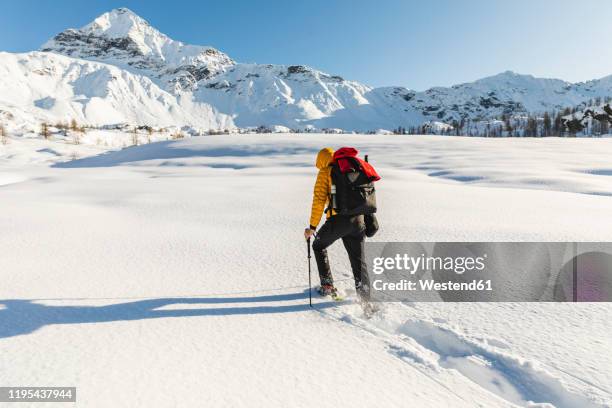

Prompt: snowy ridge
xmin=410 ymin=71 xmax=612 ymax=125
xmin=2 ymin=8 xmax=612 ymax=133
xmin=42 ymin=8 xmax=235 ymax=92
xmin=0 ymin=51 xmax=233 ymax=131
xmin=193 ymin=63 xmax=374 ymax=127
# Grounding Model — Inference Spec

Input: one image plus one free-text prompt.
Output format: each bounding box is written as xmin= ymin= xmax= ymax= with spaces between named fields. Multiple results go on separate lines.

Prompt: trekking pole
xmin=307 ymin=237 xmax=313 ymax=307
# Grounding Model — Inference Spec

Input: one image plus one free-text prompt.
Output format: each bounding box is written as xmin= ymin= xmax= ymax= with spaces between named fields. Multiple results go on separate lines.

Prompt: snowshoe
xmin=317 ymin=285 xmax=345 ymax=301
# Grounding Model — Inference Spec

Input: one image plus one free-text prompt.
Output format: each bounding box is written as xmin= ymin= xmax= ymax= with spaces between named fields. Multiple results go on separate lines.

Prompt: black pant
xmin=312 ymin=215 xmax=369 ymax=298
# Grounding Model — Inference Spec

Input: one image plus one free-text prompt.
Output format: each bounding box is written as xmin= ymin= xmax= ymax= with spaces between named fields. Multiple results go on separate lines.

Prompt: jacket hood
xmin=316 ymin=147 xmax=334 ymax=169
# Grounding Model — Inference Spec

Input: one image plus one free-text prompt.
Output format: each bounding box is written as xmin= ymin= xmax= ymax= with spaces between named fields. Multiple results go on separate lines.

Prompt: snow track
xmin=319 ymin=300 xmax=610 ymax=407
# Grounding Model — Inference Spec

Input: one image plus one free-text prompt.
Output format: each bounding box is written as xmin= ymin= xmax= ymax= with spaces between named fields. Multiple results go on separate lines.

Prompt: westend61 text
xmin=372 ymin=279 xmax=493 ymax=292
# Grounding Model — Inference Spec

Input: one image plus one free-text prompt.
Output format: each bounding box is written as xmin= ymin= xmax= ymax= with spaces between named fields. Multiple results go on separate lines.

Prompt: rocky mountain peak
xmin=41 ymin=8 xmax=234 ymax=92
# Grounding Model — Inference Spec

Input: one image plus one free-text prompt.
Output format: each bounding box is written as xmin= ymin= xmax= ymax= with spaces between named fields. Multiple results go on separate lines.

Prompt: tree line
xmin=393 ymin=96 xmax=612 ymax=137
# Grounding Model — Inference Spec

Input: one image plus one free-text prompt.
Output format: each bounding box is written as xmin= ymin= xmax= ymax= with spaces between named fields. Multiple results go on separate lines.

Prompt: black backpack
xmin=329 ymin=157 xmax=377 ymax=216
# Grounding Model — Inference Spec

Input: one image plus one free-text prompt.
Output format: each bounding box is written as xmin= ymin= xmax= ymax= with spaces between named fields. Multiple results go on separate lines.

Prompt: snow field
xmin=1 ymin=133 xmax=611 ymax=407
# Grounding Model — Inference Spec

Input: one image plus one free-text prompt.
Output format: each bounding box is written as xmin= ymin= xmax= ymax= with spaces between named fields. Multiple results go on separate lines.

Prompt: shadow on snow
xmin=52 ymin=140 xmax=320 ymax=168
xmin=0 ymin=291 xmax=333 ymax=339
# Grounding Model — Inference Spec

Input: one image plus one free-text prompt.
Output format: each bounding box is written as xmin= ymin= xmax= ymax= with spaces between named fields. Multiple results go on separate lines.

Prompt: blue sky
xmin=1 ymin=0 xmax=611 ymax=91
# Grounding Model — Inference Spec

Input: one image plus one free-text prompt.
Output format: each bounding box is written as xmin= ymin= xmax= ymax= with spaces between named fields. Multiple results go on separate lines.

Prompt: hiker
xmin=304 ymin=147 xmax=380 ymax=303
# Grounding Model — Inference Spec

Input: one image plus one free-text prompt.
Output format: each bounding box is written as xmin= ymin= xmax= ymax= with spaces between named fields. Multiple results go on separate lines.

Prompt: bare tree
xmin=525 ymin=116 xmax=538 ymax=137
xmin=0 ymin=124 xmax=7 ymax=145
xmin=171 ymin=130 xmax=184 ymax=140
xmin=131 ymin=127 xmax=139 ymax=146
xmin=73 ymin=133 xmax=82 ymax=145
xmin=543 ymin=112 xmax=552 ymax=137
xmin=41 ymin=122 xmax=51 ymax=140
xmin=54 ymin=121 xmax=68 ymax=137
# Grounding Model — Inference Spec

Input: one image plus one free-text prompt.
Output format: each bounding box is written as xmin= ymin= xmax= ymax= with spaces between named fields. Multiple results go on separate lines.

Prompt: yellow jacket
xmin=309 ymin=148 xmax=336 ymax=229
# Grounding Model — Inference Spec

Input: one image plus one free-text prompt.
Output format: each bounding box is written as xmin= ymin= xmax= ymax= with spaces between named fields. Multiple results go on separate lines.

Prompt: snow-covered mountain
xmin=3 ymin=7 xmax=612 ymax=133
xmin=561 ymin=102 xmax=612 ymax=134
xmin=0 ymin=51 xmax=232 ymax=130
xmin=41 ymin=8 xmax=234 ymax=93
xmin=411 ymin=72 xmax=612 ymax=125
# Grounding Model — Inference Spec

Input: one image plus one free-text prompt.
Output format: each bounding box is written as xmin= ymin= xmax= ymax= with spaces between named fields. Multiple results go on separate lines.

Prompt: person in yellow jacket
xmin=304 ymin=147 xmax=368 ymax=299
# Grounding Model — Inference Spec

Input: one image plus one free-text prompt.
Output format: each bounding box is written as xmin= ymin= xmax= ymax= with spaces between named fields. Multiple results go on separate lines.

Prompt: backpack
xmin=329 ymin=156 xmax=378 ymax=216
